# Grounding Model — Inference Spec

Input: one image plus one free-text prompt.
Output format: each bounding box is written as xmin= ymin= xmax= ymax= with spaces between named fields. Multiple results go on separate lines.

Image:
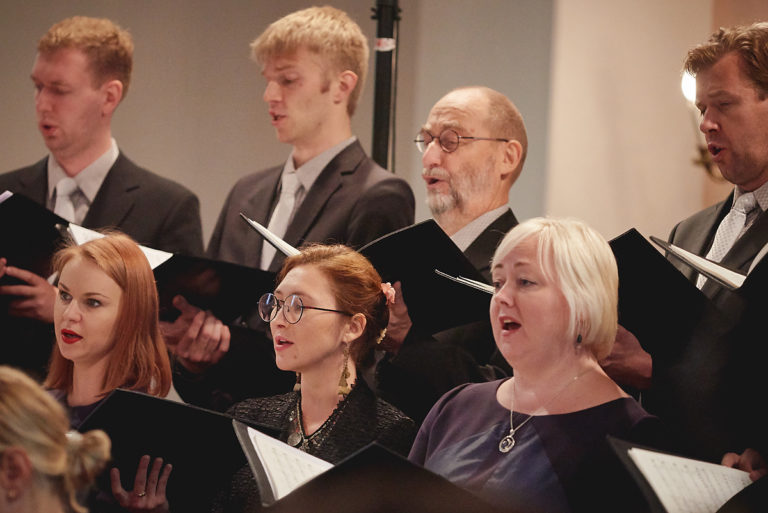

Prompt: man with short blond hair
xmin=172 ymin=7 xmax=414 ymax=410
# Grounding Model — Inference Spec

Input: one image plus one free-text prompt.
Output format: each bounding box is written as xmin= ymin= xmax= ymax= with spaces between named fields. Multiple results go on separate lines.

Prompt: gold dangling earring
xmin=293 ymin=372 xmax=301 ymax=392
xmin=338 ymin=345 xmax=351 ymax=396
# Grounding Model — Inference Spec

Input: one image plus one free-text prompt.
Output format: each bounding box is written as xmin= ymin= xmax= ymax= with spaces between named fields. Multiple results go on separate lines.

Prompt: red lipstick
xmin=60 ymin=329 xmax=82 ymax=344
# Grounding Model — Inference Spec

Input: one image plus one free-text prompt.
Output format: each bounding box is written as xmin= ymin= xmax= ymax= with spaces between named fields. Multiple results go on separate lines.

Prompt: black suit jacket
xmin=375 ymin=209 xmax=519 ymax=424
xmin=0 ymin=152 xmax=203 ymax=379
xmin=649 ymin=192 xmax=768 ymax=460
xmin=0 ymin=153 xmax=203 ymax=255
xmin=207 ymin=140 xmax=415 ymax=270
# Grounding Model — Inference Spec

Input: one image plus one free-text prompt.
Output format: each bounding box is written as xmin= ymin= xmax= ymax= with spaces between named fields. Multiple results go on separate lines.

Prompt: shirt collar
xmin=47 ymin=138 xmax=119 ymax=203
xmin=284 ymin=136 xmax=357 ymax=191
xmin=450 ymin=205 xmax=510 ymax=253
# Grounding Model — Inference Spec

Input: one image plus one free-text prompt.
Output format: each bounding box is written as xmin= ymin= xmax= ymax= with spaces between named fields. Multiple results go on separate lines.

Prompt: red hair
xmin=45 ymin=232 xmax=170 ymax=397
xmin=277 ymin=244 xmax=388 ymax=367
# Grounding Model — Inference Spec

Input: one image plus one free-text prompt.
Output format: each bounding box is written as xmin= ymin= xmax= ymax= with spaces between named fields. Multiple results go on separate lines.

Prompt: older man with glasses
xmin=374 ymin=86 xmax=528 ymax=424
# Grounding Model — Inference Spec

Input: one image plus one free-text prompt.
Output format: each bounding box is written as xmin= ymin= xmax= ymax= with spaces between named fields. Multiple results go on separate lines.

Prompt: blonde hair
xmin=492 ymin=217 xmax=618 ymax=360
xmin=45 ymin=231 xmax=171 ymax=398
xmin=38 ymin=16 xmax=133 ymax=98
xmin=0 ymin=366 xmax=110 ymax=513
xmin=250 ymin=6 xmax=369 ymax=116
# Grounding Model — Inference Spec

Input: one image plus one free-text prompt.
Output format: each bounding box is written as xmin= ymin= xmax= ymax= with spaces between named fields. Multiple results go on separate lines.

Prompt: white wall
xmin=546 ymin=0 xmax=713 ymax=240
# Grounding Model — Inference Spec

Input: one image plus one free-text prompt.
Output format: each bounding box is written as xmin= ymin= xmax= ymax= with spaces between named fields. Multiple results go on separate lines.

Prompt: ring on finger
xmin=137 ymin=491 xmax=147 ymax=497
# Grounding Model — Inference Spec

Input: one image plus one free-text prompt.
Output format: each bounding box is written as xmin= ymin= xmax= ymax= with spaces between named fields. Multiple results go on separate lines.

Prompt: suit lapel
xmin=278 ymin=142 xmax=365 ymax=256
xmin=82 ymin=153 xmax=137 ymax=229
xmin=244 ymin=166 xmax=282 ymax=267
xmin=463 ymin=209 xmax=519 ymax=281
xmin=15 ymin=158 xmax=49 ymax=206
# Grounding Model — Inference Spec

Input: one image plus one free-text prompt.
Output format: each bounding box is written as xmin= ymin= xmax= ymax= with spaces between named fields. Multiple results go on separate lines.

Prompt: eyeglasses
xmin=414 ymin=129 xmax=510 ymax=153
xmin=258 ymin=293 xmax=351 ymax=325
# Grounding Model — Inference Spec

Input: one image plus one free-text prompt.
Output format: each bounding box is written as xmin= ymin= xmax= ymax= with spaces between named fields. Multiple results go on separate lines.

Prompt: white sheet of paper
xmin=0 ymin=190 xmax=12 ymax=203
xmin=628 ymin=447 xmax=752 ymax=513
xmin=66 ymin=224 xmax=173 ymax=269
xmin=246 ymin=426 xmax=332 ymax=501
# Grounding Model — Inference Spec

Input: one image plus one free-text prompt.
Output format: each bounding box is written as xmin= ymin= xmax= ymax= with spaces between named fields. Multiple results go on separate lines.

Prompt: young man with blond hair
xmin=171 ymin=7 xmax=414 ymax=409
xmin=207 ymin=6 xmax=414 ymax=270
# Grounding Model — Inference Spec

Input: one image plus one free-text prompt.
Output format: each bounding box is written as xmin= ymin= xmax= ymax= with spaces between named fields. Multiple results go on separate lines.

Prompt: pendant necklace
xmin=498 ymin=368 xmax=591 ymax=453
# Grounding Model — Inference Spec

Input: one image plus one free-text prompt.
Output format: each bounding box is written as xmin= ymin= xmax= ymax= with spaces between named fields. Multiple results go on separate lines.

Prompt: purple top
xmin=409 ymin=380 xmax=663 ymax=513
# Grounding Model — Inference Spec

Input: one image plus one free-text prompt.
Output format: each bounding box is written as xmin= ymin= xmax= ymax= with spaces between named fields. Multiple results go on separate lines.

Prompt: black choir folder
xmin=151 ymin=253 xmax=275 ymax=324
xmin=66 ymin=223 xmax=277 ymax=325
xmin=234 ymin=422 xmax=504 ymax=513
xmin=358 ymin=220 xmax=492 ymax=335
xmin=241 ymin=214 xmax=492 ymax=335
xmin=609 ymin=437 xmax=766 ymax=513
xmin=0 ymin=191 xmax=68 ymax=286
xmin=82 ymin=390 xmax=501 ymax=513
xmin=77 ymin=389 xmax=276 ymax=513
xmin=608 ymin=228 xmax=729 ymax=358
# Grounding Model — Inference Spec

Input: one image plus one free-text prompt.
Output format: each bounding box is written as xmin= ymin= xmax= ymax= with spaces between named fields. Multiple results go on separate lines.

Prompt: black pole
xmin=371 ymin=0 xmax=400 ymax=172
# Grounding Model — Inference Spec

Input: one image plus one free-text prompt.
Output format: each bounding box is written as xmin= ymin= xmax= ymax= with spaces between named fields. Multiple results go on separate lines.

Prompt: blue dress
xmin=409 ymin=379 xmax=664 ymax=513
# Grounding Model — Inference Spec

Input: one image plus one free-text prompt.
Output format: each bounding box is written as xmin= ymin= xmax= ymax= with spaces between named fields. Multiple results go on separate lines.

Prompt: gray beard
xmin=426 ymin=190 xmax=460 ymax=217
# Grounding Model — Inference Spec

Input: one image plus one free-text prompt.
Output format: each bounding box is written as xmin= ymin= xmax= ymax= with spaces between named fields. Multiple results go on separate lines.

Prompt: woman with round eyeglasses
xmin=212 ymin=244 xmax=416 ymax=512
xmin=409 ymin=218 xmax=668 ymax=513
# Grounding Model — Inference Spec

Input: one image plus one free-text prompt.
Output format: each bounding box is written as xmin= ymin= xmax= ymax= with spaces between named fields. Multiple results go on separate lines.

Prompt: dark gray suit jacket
xmin=0 ymin=152 xmax=203 ymax=379
xmin=207 ymin=140 xmax=415 ymax=270
xmin=0 ymin=153 xmax=203 ymax=255
xmin=652 ymin=192 xmax=768 ymax=460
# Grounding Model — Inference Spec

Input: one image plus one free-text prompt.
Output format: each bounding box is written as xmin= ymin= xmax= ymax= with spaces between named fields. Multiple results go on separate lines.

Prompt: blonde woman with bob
xmin=410 ymin=218 xmax=666 ymax=513
xmin=0 ymin=365 xmax=110 ymax=513
xmin=45 ymin=232 xmax=174 ymax=511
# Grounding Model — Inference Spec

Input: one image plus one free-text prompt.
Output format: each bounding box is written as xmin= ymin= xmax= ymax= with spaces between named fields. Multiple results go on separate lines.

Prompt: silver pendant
xmin=498 ymin=434 xmax=515 ymax=453
xmin=287 ymin=432 xmax=302 ymax=447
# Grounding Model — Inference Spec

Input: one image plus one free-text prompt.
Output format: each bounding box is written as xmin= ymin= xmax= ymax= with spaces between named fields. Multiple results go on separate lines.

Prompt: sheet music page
xmin=628 ymin=447 xmax=752 ymax=513
xmin=650 ymin=236 xmax=745 ymax=289
xmin=246 ymin=426 xmax=332 ymax=500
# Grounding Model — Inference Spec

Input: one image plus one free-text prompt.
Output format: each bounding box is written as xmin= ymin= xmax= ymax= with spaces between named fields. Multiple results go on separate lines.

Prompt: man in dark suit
xmin=604 ymin=23 xmax=768 ymax=469
xmin=0 ymin=16 xmax=202 ymax=378
xmin=375 ymin=86 xmax=526 ymax=423
xmin=168 ymin=6 xmax=414 ymax=409
xmin=207 ymin=6 xmax=413 ymax=271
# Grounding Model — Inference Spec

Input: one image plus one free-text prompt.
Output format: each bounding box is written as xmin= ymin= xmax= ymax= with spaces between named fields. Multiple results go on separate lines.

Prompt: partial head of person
xmin=250 ymin=6 xmax=369 ymax=155
xmin=416 ymin=86 xmax=528 ymax=235
xmin=45 ymin=231 xmax=171 ymax=399
xmin=258 ymin=244 xmax=389 ymax=391
xmin=32 ymin=16 xmax=133 ymax=168
xmin=685 ymin=22 xmax=768 ymax=192
xmin=0 ymin=365 xmax=110 ymax=513
xmin=490 ymin=217 xmax=618 ymax=370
